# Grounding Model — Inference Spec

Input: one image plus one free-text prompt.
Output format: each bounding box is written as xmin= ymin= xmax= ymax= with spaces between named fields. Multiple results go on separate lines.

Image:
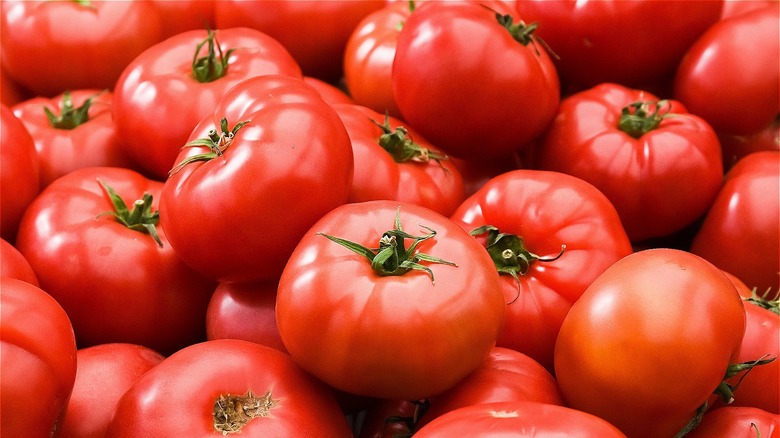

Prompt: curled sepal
xmin=715 ymin=354 xmax=778 ymax=405
xmin=618 ymin=100 xmax=678 ymax=139
xmin=318 ymin=207 xmax=457 ymax=284
xmin=213 ymin=390 xmax=277 ymax=435
xmin=96 ymin=179 xmax=163 ymax=247
xmin=168 ymin=118 xmax=249 ymax=177
xmin=371 ymin=114 xmax=448 ymax=167
xmin=44 ymin=90 xmax=106 ymax=130
xmin=744 ymin=288 xmax=780 ymax=315
xmin=192 ymin=29 xmax=237 ymax=83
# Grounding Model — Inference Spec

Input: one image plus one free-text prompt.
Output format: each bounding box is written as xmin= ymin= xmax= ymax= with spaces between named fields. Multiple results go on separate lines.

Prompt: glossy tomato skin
xmin=333 ymin=102 xmax=466 ymax=216
xmin=516 ymin=0 xmax=723 ymax=91
xmin=303 ymin=76 xmax=355 ymax=106
xmin=149 ymin=0 xmax=216 ymax=39
xmin=160 ymin=75 xmax=354 ymax=283
xmin=276 ymin=200 xmax=505 ymax=400
xmin=15 ymin=166 xmax=216 ymax=355
xmin=215 ymin=0 xmax=384 ymax=82
xmin=392 ymin=1 xmax=560 ymax=161
xmin=0 ymin=104 xmax=39 ymax=242
xmin=534 ymin=83 xmax=723 ymax=242
xmin=113 ymin=28 xmax=302 ymax=180
xmin=554 ymin=248 xmax=747 ymax=438
xmin=0 ymin=238 xmax=38 ymax=286
xmin=58 ymin=343 xmax=165 ymax=438
xmin=691 ymin=151 xmax=780 ymax=292
xmin=413 ymin=401 xmax=627 ymax=437
xmin=674 ymin=5 xmax=780 ymax=136
xmin=12 ymin=90 xmax=135 ymax=188
xmin=105 ymin=339 xmax=353 ymax=437
xmin=0 ymin=277 xmax=77 ymax=438
xmin=687 ymin=407 xmax=779 ymax=438
xmin=0 ymin=0 xmax=163 ymax=97
xmin=450 ymin=169 xmax=633 ymax=370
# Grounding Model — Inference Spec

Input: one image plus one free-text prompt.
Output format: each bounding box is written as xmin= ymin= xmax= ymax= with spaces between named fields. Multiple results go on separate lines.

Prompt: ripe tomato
xmin=276 ymin=200 xmax=505 ymax=400
xmin=392 ymin=1 xmax=560 ymax=161
xmin=160 ymin=75 xmax=354 ymax=283
xmin=686 ymin=406 xmax=779 ymax=438
xmin=149 ymin=0 xmax=215 ymax=39
xmin=58 ymin=343 xmax=165 ymax=438
xmin=0 ymin=0 xmax=163 ymax=97
xmin=554 ymin=248 xmax=747 ymax=438
xmin=674 ymin=4 xmax=780 ymax=136
xmin=15 ymin=166 xmax=215 ymax=355
xmin=1 ymin=277 xmax=77 ymax=438
xmin=691 ymin=151 xmax=780 ymax=292
xmin=0 ymin=238 xmax=38 ymax=286
xmin=0 ymin=104 xmax=39 ymax=242
xmin=333 ymin=102 xmax=466 ymax=216
xmin=719 ymin=115 xmax=780 ymax=171
xmin=303 ymin=76 xmax=355 ymax=106
xmin=105 ymin=339 xmax=353 ymax=437
xmin=0 ymin=65 xmax=30 ymax=107
xmin=113 ymin=27 xmax=302 ymax=180
xmin=12 ymin=90 xmax=135 ymax=188
xmin=533 ymin=83 xmax=723 ymax=242
xmin=450 ymin=169 xmax=632 ymax=371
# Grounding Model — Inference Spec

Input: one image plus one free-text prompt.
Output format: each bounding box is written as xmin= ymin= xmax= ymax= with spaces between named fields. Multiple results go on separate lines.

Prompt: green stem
xmin=96 ymin=180 xmax=163 ymax=247
xmin=192 ymin=29 xmax=236 ymax=83
xmin=371 ymin=114 xmax=447 ymax=166
xmin=618 ymin=100 xmax=674 ymax=139
xmin=168 ymin=118 xmax=249 ymax=177
xmin=44 ymin=90 xmax=104 ymax=130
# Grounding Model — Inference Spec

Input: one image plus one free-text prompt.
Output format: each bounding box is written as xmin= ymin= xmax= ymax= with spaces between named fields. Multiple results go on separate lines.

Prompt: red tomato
xmin=719 ymin=115 xmax=780 ymax=171
xmin=0 ymin=237 xmax=38 ymax=286
xmin=303 ymin=76 xmax=355 ymax=106
xmin=392 ymin=1 xmax=560 ymax=161
xmin=533 ymin=83 xmax=723 ymax=242
xmin=0 ymin=277 xmax=77 ymax=438
xmin=160 ymin=75 xmax=354 ymax=283
xmin=413 ymin=401 xmax=627 ymax=437
xmin=215 ymin=0 xmax=385 ymax=82
xmin=0 ymin=104 xmax=39 ymax=242
xmin=206 ymin=280 xmax=287 ymax=354
xmin=58 ymin=343 xmax=165 ymax=438
xmin=0 ymin=64 xmax=30 ymax=107
xmin=674 ymin=4 xmax=780 ymax=136
xmin=15 ymin=166 xmax=215 ymax=355
xmin=105 ymin=339 xmax=353 ymax=437
xmin=450 ymin=169 xmax=632 ymax=370
xmin=691 ymin=151 xmax=780 ymax=292
xmin=148 ymin=0 xmax=215 ymax=39
xmin=686 ymin=406 xmax=779 ymax=438
xmin=721 ymin=0 xmax=779 ymax=19
xmin=12 ymin=90 xmax=135 ymax=188
xmin=554 ymin=248 xmax=747 ymax=438
xmin=276 ymin=200 xmax=505 ymax=400
xmin=333 ymin=102 xmax=466 ymax=216
xmin=0 ymin=0 xmax=163 ymax=96
xmin=113 ymin=27 xmax=302 ymax=180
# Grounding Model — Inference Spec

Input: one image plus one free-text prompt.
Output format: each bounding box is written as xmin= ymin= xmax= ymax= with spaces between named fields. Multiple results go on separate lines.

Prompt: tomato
xmin=0 ymin=277 xmax=77 ymax=438
xmin=533 ymin=83 xmax=723 ymax=242
xmin=12 ymin=90 xmax=135 ymax=188
xmin=0 ymin=104 xmax=39 ymax=242
xmin=149 ymin=0 xmax=215 ymax=39
xmin=686 ymin=406 xmax=779 ymax=438
xmin=0 ymin=64 xmax=30 ymax=107
xmin=392 ymin=1 xmax=560 ymax=161
xmin=113 ymin=27 xmax=302 ymax=180
xmin=719 ymin=115 xmax=780 ymax=171
xmin=58 ymin=343 xmax=165 ymax=438
xmin=276 ymin=200 xmax=505 ymax=400
xmin=554 ymin=248 xmax=747 ymax=438
xmin=333 ymin=102 xmax=466 ymax=216
xmin=413 ymin=401 xmax=627 ymax=437
xmin=215 ymin=0 xmax=385 ymax=82
xmin=0 ymin=238 xmax=38 ymax=286
xmin=515 ymin=0 xmax=723 ymax=91
xmin=674 ymin=4 xmax=780 ymax=136
xmin=105 ymin=339 xmax=353 ymax=437
xmin=0 ymin=0 xmax=163 ymax=97
xmin=691 ymin=151 xmax=780 ymax=292
xmin=721 ymin=0 xmax=779 ymax=19
xmin=450 ymin=169 xmax=632 ymax=371
xmin=449 ymin=154 xmax=523 ymax=198
xmin=303 ymin=76 xmax=355 ymax=106
xmin=206 ymin=280 xmax=287 ymax=354
xmin=15 ymin=166 xmax=215 ymax=355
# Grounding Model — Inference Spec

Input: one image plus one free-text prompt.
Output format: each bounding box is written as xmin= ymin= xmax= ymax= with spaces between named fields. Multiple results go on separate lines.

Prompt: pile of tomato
xmin=1 ymin=0 xmax=778 ymax=437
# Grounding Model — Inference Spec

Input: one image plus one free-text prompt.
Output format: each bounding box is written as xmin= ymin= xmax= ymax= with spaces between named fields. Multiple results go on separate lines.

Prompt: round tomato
xmin=691 ymin=151 xmax=780 ymax=292
xmin=533 ymin=83 xmax=723 ymax=242
xmin=0 ymin=0 xmax=163 ymax=97
xmin=0 ymin=277 xmax=77 ymax=438
xmin=303 ymin=76 xmax=355 ymax=106
xmin=719 ymin=115 xmax=780 ymax=171
xmin=15 ymin=166 xmax=215 ymax=355
xmin=392 ymin=1 xmax=560 ymax=161
xmin=686 ymin=406 xmax=779 ymax=438
xmin=105 ymin=339 xmax=353 ymax=437
xmin=0 ymin=238 xmax=38 ymax=286
xmin=554 ymin=248 xmax=747 ymax=438
xmin=276 ymin=200 xmax=505 ymax=400
xmin=0 ymin=104 xmax=39 ymax=242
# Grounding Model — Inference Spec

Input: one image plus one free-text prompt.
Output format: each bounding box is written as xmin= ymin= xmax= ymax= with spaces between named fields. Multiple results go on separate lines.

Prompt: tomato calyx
xmin=371 ymin=115 xmax=448 ymax=167
xmin=168 ymin=118 xmax=249 ymax=177
xmin=744 ymin=288 xmax=780 ymax=315
xmin=213 ymin=390 xmax=277 ymax=435
xmin=192 ymin=29 xmax=236 ymax=83
xmin=618 ymin=100 xmax=676 ymax=139
xmin=96 ymin=179 xmax=163 ymax=247
xmin=488 ymin=8 xmax=556 ymax=58
xmin=318 ymin=207 xmax=457 ymax=284
xmin=470 ymin=225 xmax=565 ymax=303
xmin=44 ymin=90 xmax=104 ymax=130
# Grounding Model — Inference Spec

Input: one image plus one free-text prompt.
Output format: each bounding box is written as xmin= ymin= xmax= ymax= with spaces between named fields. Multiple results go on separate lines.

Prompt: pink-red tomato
xmin=149 ymin=0 xmax=215 ymax=39
xmin=686 ymin=406 xmax=779 ymax=438
xmin=303 ymin=76 xmax=355 ymax=106
xmin=0 ymin=104 xmax=39 ymax=242
xmin=0 ymin=237 xmax=38 ymax=286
